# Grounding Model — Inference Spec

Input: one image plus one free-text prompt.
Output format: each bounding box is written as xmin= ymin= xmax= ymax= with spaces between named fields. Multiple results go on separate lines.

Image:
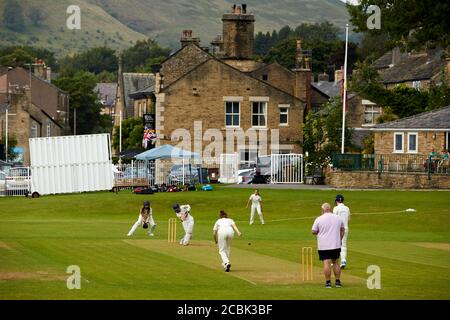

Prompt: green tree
xmin=27 ymin=7 xmax=45 ymax=27
xmin=53 ymin=72 xmax=110 ymax=135
xmin=122 ymin=39 xmax=171 ymax=72
xmin=60 ymin=47 xmax=118 ymax=76
xmin=0 ymin=46 xmax=58 ymax=70
xmin=0 ymin=136 xmax=18 ymax=161
xmin=0 ymin=48 xmax=33 ymax=67
xmin=301 ymin=97 xmax=354 ymax=174
xmin=347 ymin=0 xmax=450 ymax=50
xmin=3 ymin=0 xmax=25 ymax=32
xmin=112 ymin=118 xmax=144 ymax=152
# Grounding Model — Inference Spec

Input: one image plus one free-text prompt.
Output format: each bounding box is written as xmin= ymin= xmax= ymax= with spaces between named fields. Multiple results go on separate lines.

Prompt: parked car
xmin=122 ymin=167 xmax=154 ymax=182
xmin=168 ymin=164 xmax=200 ymax=184
xmin=6 ymin=167 xmax=31 ymax=195
xmin=0 ymin=171 xmax=6 ymax=194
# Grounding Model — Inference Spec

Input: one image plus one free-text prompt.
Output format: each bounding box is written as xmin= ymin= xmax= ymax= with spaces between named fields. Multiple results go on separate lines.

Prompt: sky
xmin=341 ymin=0 xmax=359 ymax=4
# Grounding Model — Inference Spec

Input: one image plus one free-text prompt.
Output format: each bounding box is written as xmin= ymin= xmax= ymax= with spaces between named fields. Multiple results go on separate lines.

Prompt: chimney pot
xmin=242 ymin=4 xmax=247 ymax=14
xmin=232 ymin=4 xmax=236 ymax=13
xmin=236 ymin=6 xmax=241 ymax=14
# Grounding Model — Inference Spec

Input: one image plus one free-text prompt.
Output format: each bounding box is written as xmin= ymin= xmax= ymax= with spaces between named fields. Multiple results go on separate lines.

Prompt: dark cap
xmin=335 ymin=194 xmax=344 ymax=202
xmin=143 ymin=200 xmax=150 ymax=207
xmin=172 ymin=203 xmax=180 ymax=210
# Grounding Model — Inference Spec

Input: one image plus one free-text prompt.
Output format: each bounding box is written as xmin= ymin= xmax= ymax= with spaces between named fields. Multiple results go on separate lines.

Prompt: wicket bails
xmin=301 ymin=247 xmax=313 ymax=281
xmin=168 ymin=218 xmax=177 ymax=243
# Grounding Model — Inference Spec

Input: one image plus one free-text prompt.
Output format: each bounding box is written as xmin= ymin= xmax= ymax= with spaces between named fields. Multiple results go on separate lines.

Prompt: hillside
xmin=0 ymin=0 xmax=349 ymax=56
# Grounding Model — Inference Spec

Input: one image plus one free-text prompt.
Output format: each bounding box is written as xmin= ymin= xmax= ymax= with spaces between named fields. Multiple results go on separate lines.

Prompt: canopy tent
xmin=135 ymin=145 xmax=199 ymax=161
xmin=135 ymin=145 xmax=200 ymax=184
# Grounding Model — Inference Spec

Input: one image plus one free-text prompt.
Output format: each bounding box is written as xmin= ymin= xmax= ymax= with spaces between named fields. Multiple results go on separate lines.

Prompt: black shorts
xmin=318 ymin=248 xmax=341 ymax=261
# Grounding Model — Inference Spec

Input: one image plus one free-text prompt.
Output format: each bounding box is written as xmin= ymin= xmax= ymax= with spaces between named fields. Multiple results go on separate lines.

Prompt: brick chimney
xmin=222 ymin=4 xmax=255 ymax=59
xmin=292 ymin=40 xmax=312 ymax=111
xmin=318 ymin=72 xmax=329 ymax=82
xmin=180 ymin=29 xmax=201 ymax=48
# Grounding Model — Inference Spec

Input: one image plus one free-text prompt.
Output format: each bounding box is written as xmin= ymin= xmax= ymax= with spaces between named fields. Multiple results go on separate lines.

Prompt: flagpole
xmin=341 ymin=23 xmax=349 ymax=154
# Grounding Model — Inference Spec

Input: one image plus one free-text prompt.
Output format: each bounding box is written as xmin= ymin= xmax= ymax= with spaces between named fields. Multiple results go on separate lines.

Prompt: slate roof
xmin=311 ymin=80 xmax=356 ymax=99
xmin=380 ymin=53 xmax=446 ymax=84
xmin=94 ymin=83 xmax=117 ymax=107
xmin=129 ymin=84 xmax=155 ymax=99
xmin=372 ymin=51 xmax=393 ymax=70
xmin=373 ymin=106 xmax=450 ymax=130
xmin=122 ymin=73 xmax=154 ymax=117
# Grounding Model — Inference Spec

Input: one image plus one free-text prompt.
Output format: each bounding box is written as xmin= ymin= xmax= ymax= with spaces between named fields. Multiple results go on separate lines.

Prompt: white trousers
xmin=127 ymin=215 xmax=156 ymax=236
xmin=250 ymin=204 xmax=264 ymax=224
xmin=218 ymin=230 xmax=234 ymax=266
xmin=181 ymin=216 xmax=194 ymax=245
xmin=341 ymin=230 xmax=348 ymax=262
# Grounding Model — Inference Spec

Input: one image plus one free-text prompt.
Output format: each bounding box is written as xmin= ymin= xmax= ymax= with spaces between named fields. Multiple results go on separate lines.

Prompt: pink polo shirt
xmin=312 ymin=212 xmax=344 ymax=250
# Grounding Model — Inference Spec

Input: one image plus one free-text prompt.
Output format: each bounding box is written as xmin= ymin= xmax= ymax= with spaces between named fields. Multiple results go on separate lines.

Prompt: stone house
xmin=94 ymin=83 xmax=117 ymax=116
xmin=0 ymin=66 xmax=69 ymax=165
xmin=373 ymin=47 xmax=449 ymax=90
xmin=373 ymin=106 xmax=450 ymax=155
xmin=125 ymin=4 xmax=310 ymax=164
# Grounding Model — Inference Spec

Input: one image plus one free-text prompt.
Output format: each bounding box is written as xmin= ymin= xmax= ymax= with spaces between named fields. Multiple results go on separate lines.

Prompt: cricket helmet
xmin=143 ymin=200 xmax=150 ymax=208
xmin=335 ymin=194 xmax=344 ymax=202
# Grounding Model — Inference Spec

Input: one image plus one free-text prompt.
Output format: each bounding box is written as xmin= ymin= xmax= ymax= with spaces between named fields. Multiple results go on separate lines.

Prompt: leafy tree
xmin=95 ymin=70 xmax=118 ymax=83
xmin=0 ymin=136 xmax=18 ymax=161
xmin=0 ymin=46 xmax=58 ymax=69
xmin=3 ymin=0 xmax=25 ymax=32
xmin=53 ymin=72 xmax=110 ymax=135
xmin=122 ymin=39 xmax=171 ymax=72
xmin=347 ymin=0 xmax=450 ymax=50
xmin=301 ymin=97 xmax=354 ymax=174
xmin=60 ymin=47 xmax=118 ymax=76
xmin=0 ymin=48 xmax=33 ymax=67
xmin=112 ymin=118 xmax=144 ymax=152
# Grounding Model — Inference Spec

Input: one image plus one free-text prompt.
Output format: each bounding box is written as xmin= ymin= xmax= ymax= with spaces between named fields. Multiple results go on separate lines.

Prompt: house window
xmin=31 ymin=124 xmax=38 ymax=138
xmin=239 ymin=149 xmax=258 ymax=166
xmin=364 ymin=105 xmax=381 ymax=124
xmin=394 ymin=132 xmax=404 ymax=153
xmin=225 ymin=101 xmax=240 ymax=127
xmin=279 ymin=107 xmax=289 ymax=125
xmin=262 ymin=74 xmax=268 ymax=81
xmin=412 ymin=81 xmax=421 ymax=90
xmin=252 ymin=102 xmax=267 ymax=127
xmin=46 ymin=123 xmax=51 ymax=137
xmin=407 ymin=132 xmax=418 ymax=153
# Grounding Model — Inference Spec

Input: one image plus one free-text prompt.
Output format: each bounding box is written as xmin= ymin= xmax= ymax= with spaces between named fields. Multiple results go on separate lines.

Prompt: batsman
xmin=172 ymin=203 xmax=194 ymax=246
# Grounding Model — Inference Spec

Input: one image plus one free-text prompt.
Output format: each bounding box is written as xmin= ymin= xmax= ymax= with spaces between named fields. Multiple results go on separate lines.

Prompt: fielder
xmin=213 ymin=210 xmax=242 ymax=272
xmin=127 ymin=200 xmax=156 ymax=237
xmin=246 ymin=189 xmax=265 ymax=225
xmin=172 ymin=203 xmax=194 ymax=246
xmin=333 ymin=194 xmax=350 ymax=268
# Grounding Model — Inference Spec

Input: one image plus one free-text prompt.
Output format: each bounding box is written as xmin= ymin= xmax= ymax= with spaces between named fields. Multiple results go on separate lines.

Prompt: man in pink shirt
xmin=312 ymin=203 xmax=345 ymax=288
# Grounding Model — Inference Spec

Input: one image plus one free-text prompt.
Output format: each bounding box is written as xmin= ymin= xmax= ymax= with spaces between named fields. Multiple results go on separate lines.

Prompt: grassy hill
xmin=0 ymin=0 xmax=349 ymax=56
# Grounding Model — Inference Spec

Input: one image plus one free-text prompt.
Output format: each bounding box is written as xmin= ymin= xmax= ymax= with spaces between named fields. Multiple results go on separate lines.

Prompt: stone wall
xmin=326 ymin=170 xmax=450 ymax=189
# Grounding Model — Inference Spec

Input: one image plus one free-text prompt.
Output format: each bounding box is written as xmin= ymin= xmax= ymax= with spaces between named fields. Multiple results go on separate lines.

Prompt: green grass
xmin=1 ymin=186 xmax=449 ymax=299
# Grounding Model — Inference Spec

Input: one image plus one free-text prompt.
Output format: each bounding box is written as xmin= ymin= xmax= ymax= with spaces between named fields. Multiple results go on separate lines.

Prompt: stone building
xmin=373 ymin=106 xmax=450 ymax=155
xmin=0 ymin=66 xmax=69 ymax=165
xmin=128 ymin=4 xmax=310 ymax=164
xmin=94 ymin=83 xmax=117 ymax=116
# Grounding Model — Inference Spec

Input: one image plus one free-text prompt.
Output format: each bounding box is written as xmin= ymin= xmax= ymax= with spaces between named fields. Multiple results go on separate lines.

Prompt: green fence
xmin=332 ymin=154 xmax=449 ymax=175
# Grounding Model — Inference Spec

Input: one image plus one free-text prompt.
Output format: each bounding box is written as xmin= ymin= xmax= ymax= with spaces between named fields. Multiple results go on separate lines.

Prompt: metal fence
xmin=332 ymin=153 xmax=449 ymax=174
xmin=0 ymin=167 xmax=32 ymax=197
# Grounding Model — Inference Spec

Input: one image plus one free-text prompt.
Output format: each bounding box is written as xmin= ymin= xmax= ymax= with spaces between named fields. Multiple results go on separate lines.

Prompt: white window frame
xmin=393 ymin=132 xmax=404 ymax=153
xmin=412 ymin=80 xmax=421 ymax=90
xmin=239 ymin=148 xmax=258 ymax=166
xmin=363 ymin=104 xmax=381 ymax=125
xmin=251 ymin=101 xmax=268 ymax=128
xmin=407 ymin=132 xmax=418 ymax=153
xmin=279 ymin=105 xmax=289 ymax=126
xmin=46 ymin=123 xmax=51 ymax=137
xmin=225 ymin=101 xmax=241 ymax=128
xmin=446 ymin=132 xmax=450 ymax=150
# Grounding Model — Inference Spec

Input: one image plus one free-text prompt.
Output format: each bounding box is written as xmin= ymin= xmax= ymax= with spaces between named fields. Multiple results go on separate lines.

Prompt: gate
xmin=219 ymin=153 xmax=239 ymax=183
xmin=0 ymin=167 xmax=31 ymax=197
xmin=270 ymin=154 xmax=303 ymax=184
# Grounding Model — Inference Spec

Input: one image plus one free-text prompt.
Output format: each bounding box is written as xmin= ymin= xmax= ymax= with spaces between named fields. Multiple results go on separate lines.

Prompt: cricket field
xmin=0 ymin=186 xmax=449 ymax=300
